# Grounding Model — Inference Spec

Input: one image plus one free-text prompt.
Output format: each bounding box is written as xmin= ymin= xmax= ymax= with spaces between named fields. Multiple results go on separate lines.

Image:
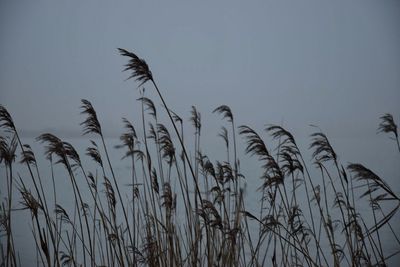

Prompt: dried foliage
xmin=1 ymin=51 xmax=399 ymax=267
xmin=118 ymin=48 xmax=153 ymax=87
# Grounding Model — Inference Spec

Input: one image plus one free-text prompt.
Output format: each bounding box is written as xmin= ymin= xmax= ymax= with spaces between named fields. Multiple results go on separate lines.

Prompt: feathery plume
xmin=138 ymin=97 xmax=157 ymax=120
xmin=80 ymin=99 xmax=102 ymax=136
xmin=0 ymin=135 xmax=17 ymax=165
xmin=213 ymin=105 xmax=233 ymax=122
xmin=190 ymin=106 xmax=201 ymax=133
xmin=157 ymin=123 xmax=175 ymax=164
xmin=86 ymin=141 xmax=103 ymax=167
xmin=310 ymin=132 xmax=337 ymax=163
xmin=378 ymin=113 xmax=398 ymax=138
xmin=218 ymin=127 xmax=229 ymax=149
xmin=118 ymin=48 xmax=153 ymax=87
xmin=20 ymin=144 xmax=37 ymax=166
xmin=0 ymin=105 xmax=16 ymax=131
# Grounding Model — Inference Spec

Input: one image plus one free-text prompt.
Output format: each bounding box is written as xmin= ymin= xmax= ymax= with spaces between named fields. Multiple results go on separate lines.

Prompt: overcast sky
xmin=0 ymin=0 xmax=399 ymax=140
xmin=1 ymin=2 xmax=400 ymax=264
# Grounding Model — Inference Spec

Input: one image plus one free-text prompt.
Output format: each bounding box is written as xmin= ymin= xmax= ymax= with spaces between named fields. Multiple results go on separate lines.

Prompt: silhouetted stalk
xmin=171 ymin=111 xmax=195 ymax=252
xmin=298 ymin=156 xmax=339 ymax=266
xmin=358 ymin=215 xmax=380 ymax=264
xmin=5 ymin=162 xmax=17 ymax=267
xmin=377 ymin=207 xmax=400 ymax=246
xmin=130 ymin=151 xmax=138 ymax=265
xmin=9 ymin=128 xmax=58 ymax=263
xmin=191 ymin=106 xmax=202 ymax=265
xmin=100 ymin=135 xmax=133 ymax=256
xmin=84 ymin=133 xmax=129 ymax=266
xmin=78 ymin=165 xmax=118 ymax=266
xmin=232 ymin=119 xmax=239 ymax=210
xmin=96 ymin=162 xmax=118 ymax=267
xmin=366 ymin=179 xmax=385 ymax=262
xmin=31 ymin=224 xmax=46 ymax=267
xmin=139 ymin=96 xmax=163 ymax=265
xmin=172 ymin=155 xmax=193 ymax=247
xmin=319 ymin=163 xmax=355 ymax=263
xmin=49 ymin=155 xmax=62 ymax=267
xmin=333 ymin=160 xmax=358 ymax=259
xmin=90 ymin=175 xmax=98 ymax=266
xmin=317 ymin=163 xmax=336 ymax=265
xmin=149 ymin=79 xmax=205 ymax=266
xmin=64 ymin=163 xmax=89 ymax=265
xmin=150 ymin=80 xmax=203 ymax=205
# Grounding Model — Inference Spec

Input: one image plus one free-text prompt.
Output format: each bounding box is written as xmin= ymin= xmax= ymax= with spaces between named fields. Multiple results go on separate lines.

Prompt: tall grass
xmin=0 ymin=49 xmax=399 ymax=266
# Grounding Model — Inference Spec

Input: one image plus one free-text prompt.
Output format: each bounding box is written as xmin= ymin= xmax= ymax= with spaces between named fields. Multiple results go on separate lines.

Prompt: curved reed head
xmin=378 ymin=113 xmax=398 ymax=138
xmin=118 ymin=48 xmax=153 ymax=87
xmin=213 ymin=105 xmax=233 ymax=122
xmin=80 ymin=99 xmax=102 ymax=136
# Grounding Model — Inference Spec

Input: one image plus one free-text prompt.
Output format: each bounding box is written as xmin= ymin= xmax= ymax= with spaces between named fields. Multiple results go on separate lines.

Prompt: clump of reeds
xmin=0 ymin=50 xmax=399 ymax=267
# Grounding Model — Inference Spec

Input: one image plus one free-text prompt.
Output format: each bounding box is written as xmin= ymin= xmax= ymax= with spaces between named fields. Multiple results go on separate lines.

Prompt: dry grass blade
xmin=348 ymin=163 xmax=399 ymax=201
xmin=366 ymin=203 xmax=400 ymax=236
xmin=241 ymin=211 xmax=261 ymax=223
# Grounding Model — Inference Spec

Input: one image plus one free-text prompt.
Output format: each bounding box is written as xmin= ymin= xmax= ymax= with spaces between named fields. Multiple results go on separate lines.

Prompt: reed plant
xmin=0 ymin=49 xmax=399 ymax=266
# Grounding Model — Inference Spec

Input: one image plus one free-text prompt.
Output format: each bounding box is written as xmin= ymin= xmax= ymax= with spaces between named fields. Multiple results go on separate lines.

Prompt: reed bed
xmin=0 ymin=49 xmax=399 ymax=266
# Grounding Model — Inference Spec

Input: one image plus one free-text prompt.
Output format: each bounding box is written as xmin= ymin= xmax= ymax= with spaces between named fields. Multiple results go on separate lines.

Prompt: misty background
xmin=1 ymin=0 xmax=399 ymax=139
xmin=1 ymin=1 xmax=400 ymax=265
xmin=2 ymin=0 xmax=400 ymax=187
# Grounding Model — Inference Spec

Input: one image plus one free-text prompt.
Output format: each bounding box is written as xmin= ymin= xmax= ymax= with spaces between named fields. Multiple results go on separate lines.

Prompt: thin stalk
xmin=150 ymin=79 xmax=203 ymax=204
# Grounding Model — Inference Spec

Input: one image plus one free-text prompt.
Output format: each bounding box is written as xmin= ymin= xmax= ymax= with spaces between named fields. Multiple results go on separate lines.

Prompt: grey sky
xmin=1 ymin=2 xmax=400 ymax=264
xmin=0 ymin=0 xmax=399 ymax=139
